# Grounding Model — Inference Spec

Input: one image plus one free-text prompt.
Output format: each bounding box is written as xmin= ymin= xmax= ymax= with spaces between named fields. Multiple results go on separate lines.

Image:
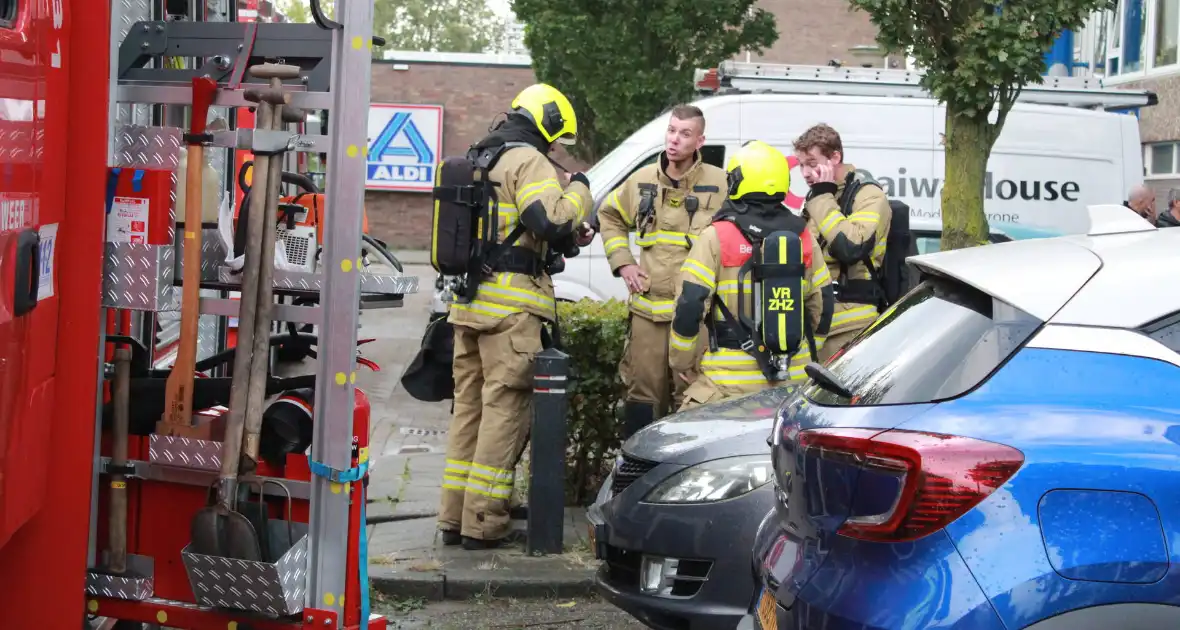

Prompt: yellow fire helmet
xmin=726 ymin=140 xmax=791 ymax=201
xmin=511 ymin=83 xmax=578 ymax=146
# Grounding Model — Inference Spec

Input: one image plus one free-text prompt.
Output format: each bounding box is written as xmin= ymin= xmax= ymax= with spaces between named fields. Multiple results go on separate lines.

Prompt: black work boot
xmin=440 ymin=529 xmax=462 ymax=546
xmin=622 ymin=400 xmax=656 ymax=441
xmin=461 ymin=530 xmax=524 ymax=551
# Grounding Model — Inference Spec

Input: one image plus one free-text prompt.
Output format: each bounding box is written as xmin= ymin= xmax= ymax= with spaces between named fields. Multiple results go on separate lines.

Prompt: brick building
xmin=365 ymin=1 xmax=886 ymax=250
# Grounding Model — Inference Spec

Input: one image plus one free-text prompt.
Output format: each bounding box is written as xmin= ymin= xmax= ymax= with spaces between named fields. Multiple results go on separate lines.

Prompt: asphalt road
xmin=377 ymin=594 xmax=648 ymax=630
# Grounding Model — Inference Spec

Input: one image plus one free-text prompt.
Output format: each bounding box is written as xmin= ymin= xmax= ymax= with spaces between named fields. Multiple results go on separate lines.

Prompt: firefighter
xmin=439 ymin=84 xmax=592 ymax=550
xmin=669 ymin=140 xmax=833 ymax=408
xmin=793 ymin=123 xmax=892 ymax=362
xmin=597 ymin=104 xmax=728 ymax=437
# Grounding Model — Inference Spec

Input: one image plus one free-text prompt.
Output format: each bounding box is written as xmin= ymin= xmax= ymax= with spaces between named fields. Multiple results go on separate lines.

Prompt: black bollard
xmin=527 ymin=347 xmax=570 ymax=556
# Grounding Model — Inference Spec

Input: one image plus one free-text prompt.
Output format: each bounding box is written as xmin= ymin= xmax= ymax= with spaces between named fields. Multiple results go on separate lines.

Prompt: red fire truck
xmin=0 ymin=0 xmax=416 ymax=628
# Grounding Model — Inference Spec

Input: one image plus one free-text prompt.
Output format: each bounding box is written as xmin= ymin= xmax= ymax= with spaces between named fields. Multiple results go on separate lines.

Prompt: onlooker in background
xmin=1157 ymin=190 xmax=1180 ymax=228
xmin=1124 ymin=184 xmax=1157 ymax=223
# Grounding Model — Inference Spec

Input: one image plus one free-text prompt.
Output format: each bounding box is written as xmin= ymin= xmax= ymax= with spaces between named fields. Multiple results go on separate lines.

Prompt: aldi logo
xmin=365 ymin=103 xmax=444 ymax=193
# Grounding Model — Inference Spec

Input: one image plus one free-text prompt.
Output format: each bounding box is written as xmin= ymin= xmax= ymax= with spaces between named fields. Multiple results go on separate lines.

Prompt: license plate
xmin=757 ymin=587 xmax=777 ymax=629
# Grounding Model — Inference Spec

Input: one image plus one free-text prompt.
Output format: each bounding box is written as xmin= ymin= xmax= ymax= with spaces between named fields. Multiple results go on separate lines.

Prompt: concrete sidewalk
xmin=355 ymin=265 xmax=599 ymax=601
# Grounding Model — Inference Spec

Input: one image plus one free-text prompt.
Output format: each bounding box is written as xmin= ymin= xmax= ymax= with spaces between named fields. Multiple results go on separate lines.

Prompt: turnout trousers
xmin=619 ymin=315 xmax=702 ymax=437
xmin=438 ymin=312 xmax=542 ymax=541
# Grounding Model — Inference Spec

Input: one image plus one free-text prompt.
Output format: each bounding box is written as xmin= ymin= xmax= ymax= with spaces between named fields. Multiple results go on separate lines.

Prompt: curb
xmin=365 ymin=511 xmax=437 ymax=525
xmin=370 ymin=568 xmax=597 ymax=602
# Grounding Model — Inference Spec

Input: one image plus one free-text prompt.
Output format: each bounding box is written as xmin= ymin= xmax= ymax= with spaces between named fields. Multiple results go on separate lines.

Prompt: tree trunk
xmin=940 ymin=108 xmax=993 ymax=251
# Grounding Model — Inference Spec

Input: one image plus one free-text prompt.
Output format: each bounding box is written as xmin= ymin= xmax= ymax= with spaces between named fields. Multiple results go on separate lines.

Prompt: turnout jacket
xmin=669 ymin=211 xmax=832 ymax=387
xmin=802 ymin=163 xmax=892 ymax=336
xmin=597 ymin=151 xmax=728 ymax=322
xmin=448 ymin=122 xmax=591 ymax=330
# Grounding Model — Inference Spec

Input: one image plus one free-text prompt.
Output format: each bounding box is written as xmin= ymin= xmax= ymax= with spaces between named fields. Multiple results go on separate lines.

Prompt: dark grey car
xmin=587 ymin=388 xmax=795 ymax=630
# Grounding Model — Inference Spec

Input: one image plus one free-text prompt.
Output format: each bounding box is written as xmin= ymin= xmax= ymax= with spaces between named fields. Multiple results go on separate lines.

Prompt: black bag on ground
xmin=400 ymin=313 xmax=455 ymax=402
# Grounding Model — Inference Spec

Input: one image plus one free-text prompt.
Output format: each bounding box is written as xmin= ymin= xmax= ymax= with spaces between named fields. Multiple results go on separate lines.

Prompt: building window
xmin=1145 ymin=142 xmax=1180 ymax=177
xmin=1098 ymin=0 xmax=1180 ymax=80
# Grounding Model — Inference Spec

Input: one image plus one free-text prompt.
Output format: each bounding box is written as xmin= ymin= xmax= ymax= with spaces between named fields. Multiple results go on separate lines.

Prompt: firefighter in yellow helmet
xmin=596 ymin=104 xmax=728 ymax=438
xmin=439 ymin=83 xmax=593 ymax=550
xmin=669 ymin=140 xmax=834 ymax=409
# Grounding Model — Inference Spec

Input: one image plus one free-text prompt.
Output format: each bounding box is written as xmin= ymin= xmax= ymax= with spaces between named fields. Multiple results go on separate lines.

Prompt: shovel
xmin=188 ymin=85 xmax=280 ymax=561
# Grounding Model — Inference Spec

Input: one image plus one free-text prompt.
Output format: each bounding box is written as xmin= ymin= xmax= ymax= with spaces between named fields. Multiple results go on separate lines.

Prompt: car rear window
xmin=804 ymin=276 xmax=1042 ymax=406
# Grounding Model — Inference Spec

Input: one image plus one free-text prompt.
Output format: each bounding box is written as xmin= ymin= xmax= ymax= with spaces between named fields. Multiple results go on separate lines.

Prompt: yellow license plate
xmin=757 ymin=587 xmax=777 ymax=629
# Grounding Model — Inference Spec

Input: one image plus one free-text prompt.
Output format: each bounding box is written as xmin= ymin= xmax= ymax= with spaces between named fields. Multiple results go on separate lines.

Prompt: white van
xmin=550 ymin=91 xmax=1146 ymax=304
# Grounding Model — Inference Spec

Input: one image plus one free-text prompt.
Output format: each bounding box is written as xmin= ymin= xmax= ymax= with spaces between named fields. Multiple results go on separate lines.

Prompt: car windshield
xmin=805 ymin=276 xmax=1042 ymax=407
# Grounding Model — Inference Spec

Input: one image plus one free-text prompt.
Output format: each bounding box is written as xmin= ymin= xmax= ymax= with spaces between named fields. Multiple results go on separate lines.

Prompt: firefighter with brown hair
xmin=793 ymin=123 xmax=892 ymax=362
xmin=438 ymin=84 xmax=592 ymax=551
xmin=597 ymin=104 xmax=728 ymax=437
xmin=670 ymin=140 xmax=833 ymax=408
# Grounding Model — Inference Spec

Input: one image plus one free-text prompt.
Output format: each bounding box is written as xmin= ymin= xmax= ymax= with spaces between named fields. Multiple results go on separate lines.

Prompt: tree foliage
xmin=848 ymin=0 xmax=1113 ymax=249
xmin=278 ymin=0 xmax=506 ymax=54
xmin=512 ymin=0 xmax=779 ymax=163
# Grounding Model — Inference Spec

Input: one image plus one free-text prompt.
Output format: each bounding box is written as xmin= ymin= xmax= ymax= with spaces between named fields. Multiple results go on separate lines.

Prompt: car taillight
xmin=797 ymin=428 xmax=1024 ymax=542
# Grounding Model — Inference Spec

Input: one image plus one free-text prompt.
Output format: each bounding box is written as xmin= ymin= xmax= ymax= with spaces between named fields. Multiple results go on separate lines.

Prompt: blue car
xmin=744 ymin=210 xmax=1180 ymax=629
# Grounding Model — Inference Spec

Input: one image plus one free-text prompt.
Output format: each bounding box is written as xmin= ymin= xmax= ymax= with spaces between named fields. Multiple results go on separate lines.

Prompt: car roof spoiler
xmin=1086 ymin=204 xmax=1158 ymax=236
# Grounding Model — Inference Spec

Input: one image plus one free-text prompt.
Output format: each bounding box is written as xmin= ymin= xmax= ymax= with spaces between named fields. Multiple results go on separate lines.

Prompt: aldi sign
xmin=365 ymin=103 xmax=444 ymax=192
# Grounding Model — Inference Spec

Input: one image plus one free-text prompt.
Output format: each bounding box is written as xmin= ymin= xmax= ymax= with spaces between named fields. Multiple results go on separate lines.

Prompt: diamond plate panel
xmin=103 ymin=243 xmax=178 ymax=311
xmin=85 ymin=572 xmax=154 ymax=601
xmin=215 ymin=267 xmax=420 ymax=296
xmin=197 ymin=301 xmax=221 ymax=362
xmin=182 ymin=525 xmax=309 ymax=617
xmin=149 ymin=434 xmax=222 ymax=472
xmin=173 ymin=227 xmax=229 ymax=283
xmin=114 ymin=125 xmax=183 ymax=171
xmin=85 ymin=553 xmax=155 ymax=601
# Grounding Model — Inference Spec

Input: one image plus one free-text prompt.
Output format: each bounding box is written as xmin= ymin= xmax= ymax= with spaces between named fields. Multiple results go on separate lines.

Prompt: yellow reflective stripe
xmin=831 ymin=305 xmax=876 ymax=328
xmin=681 ymin=258 xmax=716 ymax=289
xmin=469 ymin=461 xmax=514 ymax=479
xmin=670 ymin=330 xmax=696 ymax=351
xmin=811 ymin=265 xmax=831 ymax=287
xmin=442 ymin=482 xmax=467 ymax=492
xmin=469 ymin=468 xmax=515 ymax=486
xmin=478 ymin=283 xmax=555 ymax=310
xmin=631 ymin=295 xmax=675 ymax=316
xmin=443 ymin=475 xmax=469 ymax=486
xmin=704 ymin=369 xmax=769 ymax=385
xmin=446 ymin=459 xmax=473 ymax=469
xmin=464 ymin=478 xmax=513 ymax=499
xmin=451 ymin=300 xmax=524 ymax=319
xmin=848 ymin=211 xmax=879 ymax=223
xmin=814 ymin=336 xmax=827 ymax=351
xmin=516 ymin=178 xmax=561 ymax=208
xmin=563 ymin=189 xmax=587 ymax=222
xmin=607 ymin=190 xmax=634 ymax=227
xmin=637 ymin=230 xmax=694 ymax=248
xmin=818 ymin=212 xmax=843 ymax=239
xmin=604 ymin=236 xmax=629 ymax=255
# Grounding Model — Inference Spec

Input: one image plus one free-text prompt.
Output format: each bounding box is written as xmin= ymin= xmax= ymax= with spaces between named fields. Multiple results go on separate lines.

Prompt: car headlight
xmin=642 ymin=455 xmax=773 ymax=504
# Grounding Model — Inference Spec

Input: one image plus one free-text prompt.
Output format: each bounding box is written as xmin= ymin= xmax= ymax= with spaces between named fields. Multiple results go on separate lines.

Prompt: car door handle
xmin=12 ymin=228 xmax=40 ymax=317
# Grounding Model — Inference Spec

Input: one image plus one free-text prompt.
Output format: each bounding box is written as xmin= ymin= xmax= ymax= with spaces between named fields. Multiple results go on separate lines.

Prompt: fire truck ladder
xmin=85 ymin=0 xmax=417 ymax=627
xmin=694 ymin=60 xmax=1158 ymax=111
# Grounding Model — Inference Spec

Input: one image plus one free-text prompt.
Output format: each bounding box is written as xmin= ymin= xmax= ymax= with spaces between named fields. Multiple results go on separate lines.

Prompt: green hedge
xmin=557 ymin=297 xmax=630 ymax=505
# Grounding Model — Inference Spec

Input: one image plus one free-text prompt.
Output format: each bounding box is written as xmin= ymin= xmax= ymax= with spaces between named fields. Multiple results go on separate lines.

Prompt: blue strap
xmin=105 ymin=169 xmax=121 ymax=215
xmin=308 ymin=459 xmax=371 ymax=629
xmin=131 ymin=169 xmax=145 ymax=193
xmin=308 ymin=460 xmax=370 ymax=483
xmin=359 ymin=488 xmax=370 ymax=630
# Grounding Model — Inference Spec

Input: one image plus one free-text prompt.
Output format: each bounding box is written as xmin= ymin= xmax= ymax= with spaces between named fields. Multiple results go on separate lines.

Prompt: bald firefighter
xmin=670 ymin=141 xmax=833 ymax=408
xmin=435 ymin=84 xmax=593 ymax=550
xmin=793 ymin=124 xmax=892 ymax=362
xmin=597 ymin=104 xmax=728 ymax=436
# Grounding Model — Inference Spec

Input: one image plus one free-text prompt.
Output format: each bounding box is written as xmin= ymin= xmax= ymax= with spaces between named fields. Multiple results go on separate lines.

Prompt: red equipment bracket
xmin=86 ymin=598 xmax=387 ymax=630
